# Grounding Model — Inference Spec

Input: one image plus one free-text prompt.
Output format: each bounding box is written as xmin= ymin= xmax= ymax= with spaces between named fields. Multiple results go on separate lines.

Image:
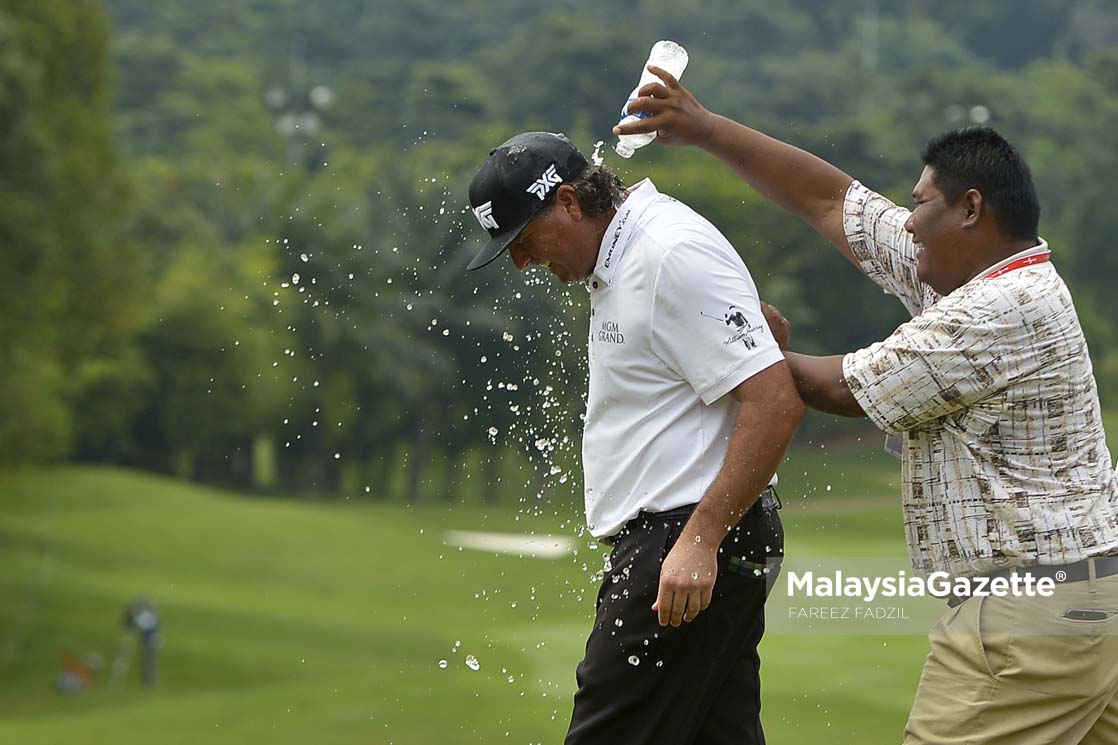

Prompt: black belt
xmin=946 ymin=556 xmax=1118 ymax=607
xmin=602 ymin=487 xmax=780 ymax=545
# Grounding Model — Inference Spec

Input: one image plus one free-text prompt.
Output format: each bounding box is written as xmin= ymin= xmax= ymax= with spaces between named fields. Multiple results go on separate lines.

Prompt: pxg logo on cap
xmin=466 ymin=132 xmax=588 ymax=270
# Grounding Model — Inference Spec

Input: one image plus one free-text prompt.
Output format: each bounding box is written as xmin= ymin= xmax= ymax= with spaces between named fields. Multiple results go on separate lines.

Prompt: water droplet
xmin=291 ymin=273 xmax=301 ymax=284
xmin=614 ymin=618 xmax=624 ymax=627
xmin=300 ymin=253 xmax=309 ymax=263
xmin=627 ymin=655 xmax=640 ymax=666
xmin=488 ymin=426 xmax=499 ymax=436
xmin=691 ymin=571 xmax=699 ymax=581
xmin=438 ymin=659 xmax=448 ymax=669
xmin=502 ymin=332 xmax=514 ymax=342
xmin=465 ymin=655 xmax=480 ymax=671
xmin=693 ymin=535 xmax=702 ymax=544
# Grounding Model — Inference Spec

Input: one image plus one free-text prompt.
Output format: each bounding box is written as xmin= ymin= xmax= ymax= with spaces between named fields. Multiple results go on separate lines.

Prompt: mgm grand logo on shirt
xmin=596 ymin=320 xmax=625 ymax=344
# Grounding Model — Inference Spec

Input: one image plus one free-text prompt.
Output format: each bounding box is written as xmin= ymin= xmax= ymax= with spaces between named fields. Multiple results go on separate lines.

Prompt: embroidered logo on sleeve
xmin=701 ymin=306 xmax=764 ymax=348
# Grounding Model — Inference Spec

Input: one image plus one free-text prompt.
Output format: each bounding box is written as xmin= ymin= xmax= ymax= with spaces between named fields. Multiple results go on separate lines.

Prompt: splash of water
xmin=591 ymin=140 xmax=606 ymax=167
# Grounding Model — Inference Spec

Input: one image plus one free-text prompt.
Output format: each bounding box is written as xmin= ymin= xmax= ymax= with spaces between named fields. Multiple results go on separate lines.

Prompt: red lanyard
xmin=982 ymin=251 xmax=1051 ymax=280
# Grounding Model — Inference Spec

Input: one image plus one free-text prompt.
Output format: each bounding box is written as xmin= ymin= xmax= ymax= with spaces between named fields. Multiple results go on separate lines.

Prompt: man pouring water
xmin=615 ymin=60 xmax=1118 ymax=745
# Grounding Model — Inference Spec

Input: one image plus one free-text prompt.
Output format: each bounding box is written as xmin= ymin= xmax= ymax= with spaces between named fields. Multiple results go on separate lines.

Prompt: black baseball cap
xmin=466 ymin=132 xmax=588 ymax=270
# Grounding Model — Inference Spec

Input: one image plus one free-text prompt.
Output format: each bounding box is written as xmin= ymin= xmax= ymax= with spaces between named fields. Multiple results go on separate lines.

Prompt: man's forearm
xmin=681 ymin=390 xmax=804 ymax=546
xmin=702 ymin=115 xmax=854 ymax=254
xmin=653 ymin=363 xmax=802 ymax=627
xmin=785 ymin=352 xmax=866 ymax=417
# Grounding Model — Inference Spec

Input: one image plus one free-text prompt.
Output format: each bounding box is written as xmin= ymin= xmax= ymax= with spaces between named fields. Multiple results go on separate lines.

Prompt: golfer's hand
xmin=653 ymin=537 xmax=717 ymax=627
xmin=760 ymin=301 xmax=791 ymax=351
xmin=612 ymin=66 xmax=717 ymax=148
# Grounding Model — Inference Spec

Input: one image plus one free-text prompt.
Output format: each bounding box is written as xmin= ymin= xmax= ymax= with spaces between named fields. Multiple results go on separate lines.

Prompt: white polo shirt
xmin=582 ymin=179 xmax=784 ymax=539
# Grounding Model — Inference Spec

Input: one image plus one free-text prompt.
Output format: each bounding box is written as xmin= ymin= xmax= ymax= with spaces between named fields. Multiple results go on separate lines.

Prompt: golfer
xmin=615 ymin=66 xmax=1118 ymax=743
xmin=466 ymin=131 xmax=803 ymax=744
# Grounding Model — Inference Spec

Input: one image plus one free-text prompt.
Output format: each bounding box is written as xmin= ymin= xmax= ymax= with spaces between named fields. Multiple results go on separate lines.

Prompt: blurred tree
xmin=8 ymin=0 xmax=1113 ymax=489
xmin=0 ymin=0 xmax=146 ymax=464
xmin=479 ymin=13 xmax=644 ymax=137
xmin=130 ymin=239 xmax=292 ymax=483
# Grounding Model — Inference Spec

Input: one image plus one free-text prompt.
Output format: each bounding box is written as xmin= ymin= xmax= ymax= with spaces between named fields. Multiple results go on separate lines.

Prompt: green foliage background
xmin=1 ymin=3 xmax=1117 ymax=742
xmin=2 ymin=0 xmax=1116 ymax=499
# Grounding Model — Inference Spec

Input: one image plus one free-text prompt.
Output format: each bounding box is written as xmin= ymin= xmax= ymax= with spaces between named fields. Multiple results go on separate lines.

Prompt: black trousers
xmin=565 ymin=495 xmax=784 ymax=745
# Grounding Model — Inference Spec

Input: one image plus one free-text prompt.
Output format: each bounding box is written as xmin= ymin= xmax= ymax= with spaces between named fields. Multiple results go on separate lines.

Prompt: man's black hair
xmin=921 ymin=126 xmax=1040 ymax=242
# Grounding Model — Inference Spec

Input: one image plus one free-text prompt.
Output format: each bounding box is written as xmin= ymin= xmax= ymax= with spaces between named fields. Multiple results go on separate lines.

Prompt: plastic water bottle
xmin=615 ymin=40 xmax=689 ymax=158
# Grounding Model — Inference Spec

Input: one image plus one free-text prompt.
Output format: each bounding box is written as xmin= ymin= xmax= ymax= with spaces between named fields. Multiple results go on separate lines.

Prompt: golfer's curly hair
xmin=540 ymin=164 xmax=626 ymax=218
xmin=569 ymin=164 xmax=627 ymax=216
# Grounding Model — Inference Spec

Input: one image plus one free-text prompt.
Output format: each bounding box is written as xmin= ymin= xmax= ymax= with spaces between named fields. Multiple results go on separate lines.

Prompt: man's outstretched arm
xmin=784 ymin=353 xmax=865 ymax=418
xmin=615 ymin=66 xmax=857 ymax=265
xmin=759 ymin=301 xmax=865 ymax=418
xmin=654 ymin=361 xmax=805 ymax=627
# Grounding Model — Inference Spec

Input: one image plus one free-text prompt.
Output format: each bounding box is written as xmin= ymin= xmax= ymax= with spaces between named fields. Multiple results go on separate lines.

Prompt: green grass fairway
xmin=0 ymin=455 xmax=957 ymax=743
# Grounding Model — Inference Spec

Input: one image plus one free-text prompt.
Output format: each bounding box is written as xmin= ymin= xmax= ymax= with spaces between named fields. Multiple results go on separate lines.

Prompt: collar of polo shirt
xmin=972 ymin=240 xmax=1051 ymax=282
xmin=589 ymin=179 xmax=659 ymax=290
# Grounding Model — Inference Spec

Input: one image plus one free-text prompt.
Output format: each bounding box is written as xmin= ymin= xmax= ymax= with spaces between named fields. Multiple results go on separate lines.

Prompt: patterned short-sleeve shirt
xmin=840 ymin=181 xmax=1118 ymax=578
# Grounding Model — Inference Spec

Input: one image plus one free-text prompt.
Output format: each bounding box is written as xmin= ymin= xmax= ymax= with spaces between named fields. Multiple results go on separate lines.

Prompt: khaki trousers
xmin=905 ymin=567 xmax=1118 ymax=744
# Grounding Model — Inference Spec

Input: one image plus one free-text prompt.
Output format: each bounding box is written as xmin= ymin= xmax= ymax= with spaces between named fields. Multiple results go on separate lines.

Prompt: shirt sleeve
xmin=843 ymin=180 xmax=933 ymax=317
xmin=650 ymin=241 xmax=785 ymax=405
xmin=841 ymin=287 xmax=1029 ymax=434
